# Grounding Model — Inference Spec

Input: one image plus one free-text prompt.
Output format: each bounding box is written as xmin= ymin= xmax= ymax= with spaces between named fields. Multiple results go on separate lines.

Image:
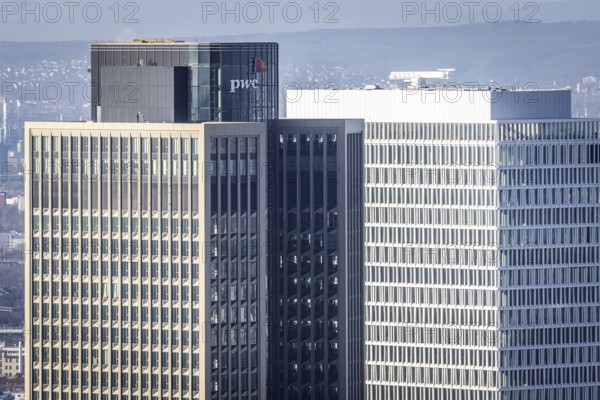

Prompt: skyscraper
xmin=25 ymin=121 xmax=268 ymax=400
xmin=89 ymin=40 xmax=365 ymax=399
xmin=25 ymin=40 xmax=365 ymax=400
xmin=90 ymin=40 xmax=279 ymax=124
xmin=287 ymin=85 xmax=600 ymax=399
xmin=26 ymin=39 xmax=278 ymax=400
xmin=268 ymin=119 xmax=365 ymax=400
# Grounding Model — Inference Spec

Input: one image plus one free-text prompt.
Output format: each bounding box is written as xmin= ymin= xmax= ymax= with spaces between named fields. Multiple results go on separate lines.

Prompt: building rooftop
xmin=92 ymin=40 xmax=278 ymax=46
xmin=285 ymin=87 xmax=573 ymax=122
xmin=357 ymin=84 xmax=571 ymax=92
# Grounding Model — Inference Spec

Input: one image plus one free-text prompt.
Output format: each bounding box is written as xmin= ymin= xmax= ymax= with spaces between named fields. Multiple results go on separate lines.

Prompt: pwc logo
xmin=230 ymin=79 xmax=259 ymax=93
xmin=229 ymin=57 xmax=267 ymax=93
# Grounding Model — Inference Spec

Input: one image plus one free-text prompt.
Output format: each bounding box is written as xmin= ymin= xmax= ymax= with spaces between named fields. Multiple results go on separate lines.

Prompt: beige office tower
xmin=25 ymin=122 xmax=268 ymax=400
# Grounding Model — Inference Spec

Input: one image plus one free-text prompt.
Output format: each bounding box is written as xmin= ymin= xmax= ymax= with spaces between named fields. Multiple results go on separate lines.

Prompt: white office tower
xmin=286 ymin=86 xmax=600 ymax=400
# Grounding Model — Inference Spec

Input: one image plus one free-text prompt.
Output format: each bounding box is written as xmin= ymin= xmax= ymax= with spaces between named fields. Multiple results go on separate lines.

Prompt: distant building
xmin=0 ymin=375 xmax=25 ymax=400
xmin=0 ymin=233 xmax=10 ymax=247
xmin=0 ymin=342 xmax=24 ymax=378
xmin=4 ymin=197 xmax=24 ymax=214
xmin=582 ymin=76 xmax=598 ymax=85
xmin=287 ymin=84 xmax=600 ymax=399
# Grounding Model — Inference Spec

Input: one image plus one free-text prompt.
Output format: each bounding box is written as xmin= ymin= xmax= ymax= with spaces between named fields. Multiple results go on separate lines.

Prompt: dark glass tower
xmin=269 ymin=119 xmax=365 ymax=400
xmin=91 ymin=40 xmax=278 ymax=124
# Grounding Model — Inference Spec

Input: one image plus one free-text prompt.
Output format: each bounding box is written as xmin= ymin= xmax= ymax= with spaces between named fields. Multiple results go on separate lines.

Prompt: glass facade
xmin=280 ymin=129 xmax=340 ymax=400
xmin=208 ymin=137 xmax=262 ymax=399
xmin=270 ymin=120 xmax=364 ymax=400
xmin=91 ymin=42 xmax=279 ymax=124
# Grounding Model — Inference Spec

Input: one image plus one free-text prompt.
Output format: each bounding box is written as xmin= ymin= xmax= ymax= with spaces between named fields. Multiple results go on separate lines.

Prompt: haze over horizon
xmin=0 ymin=0 xmax=598 ymax=42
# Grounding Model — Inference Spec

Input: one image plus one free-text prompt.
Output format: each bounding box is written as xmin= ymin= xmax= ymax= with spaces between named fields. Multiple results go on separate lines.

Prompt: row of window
xmin=366 ymin=243 xmax=497 ymax=267
xmin=33 ymin=303 xmax=208 ymax=325
xmin=366 ymin=244 xmax=600 ymax=268
xmin=365 ymin=385 xmax=600 ymax=400
xmin=33 ymin=369 xmax=202 ymax=392
xmin=34 ymin=214 xmax=202 ymax=235
xmin=368 ymin=325 xmax=540 ymax=349
xmin=365 ymin=307 xmax=496 ymax=330
xmin=365 ymin=196 xmax=600 ymax=227
xmin=368 ymin=226 xmax=496 ymax=248
xmin=32 ymin=179 xmax=203 ymax=213
xmin=367 ymin=364 xmax=497 ymax=388
xmin=500 ymin=306 xmax=600 ymax=327
xmin=33 ymin=238 xmax=211 ymax=258
xmin=499 ymin=246 xmax=599 ymax=267
xmin=368 ymin=166 xmax=501 ymax=187
xmin=501 ymin=346 xmax=600 ymax=368
xmin=33 ymin=259 xmax=205 ymax=280
xmin=367 ymin=286 xmax=496 ymax=308
xmin=33 ymin=135 xmax=258 ymax=157
xmin=498 ymin=121 xmax=600 ymax=141
xmin=500 ymin=286 xmax=600 ymax=308
xmin=35 ymin=158 xmax=222 ymax=179
xmin=366 ymin=187 xmax=496 ymax=207
xmin=34 ymin=281 xmax=206 ymax=301
xmin=366 ymin=144 xmax=496 ymax=168
xmin=499 ymin=207 xmax=599 ymax=227
xmin=369 ymin=165 xmax=598 ymax=188
xmin=365 ymin=156 xmax=598 ymax=187
xmin=500 ymin=187 xmax=600 ymax=207
xmin=366 ymin=122 xmax=497 ymax=142
xmin=500 ymin=228 xmax=598 ymax=248
xmin=367 ymin=206 xmax=496 ymax=227
xmin=502 ymin=365 xmax=600 ymax=387
xmin=34 ymin=344 xmax=205 ymax=365
xmin=367 ymin=345 xmax=496 ymax=368
xmin=499 ymin=144 xmax=600 ymax=166
xmin=32 ymin=325 xmax=259 ymax=350
xmin=499 ymin=166 xmax=599 ymax=187
xmin=499 ymin=265 xmax=600 ymax=287
xmin=367 ymin=265 xmax=495 ymax=287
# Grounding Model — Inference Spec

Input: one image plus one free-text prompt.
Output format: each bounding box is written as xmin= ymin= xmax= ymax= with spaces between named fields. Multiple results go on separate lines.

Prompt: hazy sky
xmin=0 ymin=0 xmax=598 ymax=41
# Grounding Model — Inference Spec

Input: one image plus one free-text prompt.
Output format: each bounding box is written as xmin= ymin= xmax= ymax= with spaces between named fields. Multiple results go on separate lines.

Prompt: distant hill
xmin=193 ymin=21 xmax=600 ymax=87
xmin=0 ymin=21 xmax=599 ymax=87
xmin=0 ymin=41 xmax=89 ymax=67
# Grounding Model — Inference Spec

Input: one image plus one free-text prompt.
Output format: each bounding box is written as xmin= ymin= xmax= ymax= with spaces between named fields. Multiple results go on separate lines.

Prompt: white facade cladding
xmin=286 ymin=90 xmax=600 ymax=399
